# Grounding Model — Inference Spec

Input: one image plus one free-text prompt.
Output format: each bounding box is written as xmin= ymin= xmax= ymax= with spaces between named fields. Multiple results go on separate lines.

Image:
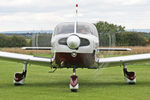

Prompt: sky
xmin=0 ymin=0 xmax=150 ymax=32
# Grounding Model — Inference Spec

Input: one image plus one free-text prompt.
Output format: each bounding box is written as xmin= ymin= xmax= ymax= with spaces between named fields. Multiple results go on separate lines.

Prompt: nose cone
xmin=67 ymin=35 xmax=80 ymax=49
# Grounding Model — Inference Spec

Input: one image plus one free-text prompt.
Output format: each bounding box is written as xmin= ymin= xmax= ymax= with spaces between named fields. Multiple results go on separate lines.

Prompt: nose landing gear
xmin=70 ymin=68 xmax=79 ymax=92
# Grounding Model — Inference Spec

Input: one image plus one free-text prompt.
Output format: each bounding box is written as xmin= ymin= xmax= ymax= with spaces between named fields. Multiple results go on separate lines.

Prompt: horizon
xmin=1 ymin=28 xmax=150 ymax=33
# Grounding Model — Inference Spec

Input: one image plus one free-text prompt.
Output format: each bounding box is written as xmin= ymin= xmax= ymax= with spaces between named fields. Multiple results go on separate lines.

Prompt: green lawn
xmin=0 ymin=60 xmax=150 ymax=100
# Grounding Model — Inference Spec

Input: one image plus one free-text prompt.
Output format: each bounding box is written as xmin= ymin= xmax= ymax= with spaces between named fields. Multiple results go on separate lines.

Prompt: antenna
xmin=74 ymin=0 xmax=78 ymax=34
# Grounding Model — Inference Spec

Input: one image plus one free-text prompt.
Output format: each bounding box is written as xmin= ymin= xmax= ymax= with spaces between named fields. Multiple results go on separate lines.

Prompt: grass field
xmin=1 ymin=59 xmax=150 ymax=100
xmin=0 ymin=47 xmax=150 ymax=100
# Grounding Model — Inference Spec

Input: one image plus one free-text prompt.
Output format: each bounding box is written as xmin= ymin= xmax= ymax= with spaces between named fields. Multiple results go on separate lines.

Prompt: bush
xmin=0 ymin=34 xmax=27 ymax=47
xmin=116 ymin=32 xmax=148 ymax=46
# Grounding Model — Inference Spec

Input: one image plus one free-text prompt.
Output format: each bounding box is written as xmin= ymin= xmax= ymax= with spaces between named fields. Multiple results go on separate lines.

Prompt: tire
xmin=71 ymin=89 xmax=77 ymax=92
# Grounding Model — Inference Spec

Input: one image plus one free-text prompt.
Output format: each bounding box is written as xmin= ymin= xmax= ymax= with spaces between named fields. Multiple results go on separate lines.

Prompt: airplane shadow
xmin=1 ymin=80 xmax=150 ymax=90
xmin=20 ymin=81 xmax=150 ymax=88
xmin=25 ymin=81 xmax=68 ymax=87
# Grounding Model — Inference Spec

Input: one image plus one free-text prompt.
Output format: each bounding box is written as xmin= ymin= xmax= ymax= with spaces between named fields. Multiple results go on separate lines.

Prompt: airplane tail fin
xmin=74 ymin=1 xmax=78 ymax=34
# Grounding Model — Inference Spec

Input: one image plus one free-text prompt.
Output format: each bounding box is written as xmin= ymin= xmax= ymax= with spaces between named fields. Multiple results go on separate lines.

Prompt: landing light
xmin=72 ymin=52 xmax=77 ymax=57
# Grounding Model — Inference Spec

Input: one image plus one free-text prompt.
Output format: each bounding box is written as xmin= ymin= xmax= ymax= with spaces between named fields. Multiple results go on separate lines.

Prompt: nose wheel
xmin=70 ymin=68 xmax=79 ymax=92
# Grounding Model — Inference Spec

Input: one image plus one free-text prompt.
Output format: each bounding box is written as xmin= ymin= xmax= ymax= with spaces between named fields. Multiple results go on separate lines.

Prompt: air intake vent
xmin=80 ymin=38 xmax=90 ymax=46
xmin=58 ymin=38 xmax=67 ymax=45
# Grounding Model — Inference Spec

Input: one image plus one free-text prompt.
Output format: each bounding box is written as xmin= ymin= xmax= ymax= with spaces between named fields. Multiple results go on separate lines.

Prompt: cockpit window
xmin=54 ymin=22 xmax=98 ymax=37
xmin=77 ymin=25 xmax=91 ymax=34
xmin=56 ymin=24 xmax=74 ymax=34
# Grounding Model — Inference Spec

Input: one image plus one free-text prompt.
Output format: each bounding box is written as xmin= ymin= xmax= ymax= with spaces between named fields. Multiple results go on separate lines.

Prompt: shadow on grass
xmin=1 ymin=80 xmax=150 ymax=90
xmin=135 ymin=81 xmax=150 ymax=86
xmin=15 ymin=81 xmax=150 ymax=87
xmin=23 ymin=81 xmax=150 ymax=89
xmin=25 ymin=81 xmax=68 ymax=87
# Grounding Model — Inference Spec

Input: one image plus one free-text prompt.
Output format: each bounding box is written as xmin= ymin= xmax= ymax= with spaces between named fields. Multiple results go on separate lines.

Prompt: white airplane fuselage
xmin=51 ymin=22 xmax=99 ymax=68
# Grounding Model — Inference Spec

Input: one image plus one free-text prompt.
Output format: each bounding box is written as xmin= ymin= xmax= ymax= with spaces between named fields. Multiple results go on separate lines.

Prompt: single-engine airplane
xmin=1 ymin=2 xmax=150 ymax=92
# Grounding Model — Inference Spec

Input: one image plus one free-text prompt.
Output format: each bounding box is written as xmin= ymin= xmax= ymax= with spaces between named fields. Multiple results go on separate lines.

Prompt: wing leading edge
xmin=22 ymin=47 xmax=52 ymax=50
xmin=96 ymin=53 xmax=150 ymax=67
xmin=0 ymin=51 xmax=54 ymax=66
xmin=97 ymin=48 xmax=131 ymax=51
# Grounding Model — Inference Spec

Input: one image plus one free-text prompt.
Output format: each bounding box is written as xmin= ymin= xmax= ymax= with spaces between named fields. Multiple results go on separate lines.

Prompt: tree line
xmin=0 ymin=21 xmax=150 ymax=47
xmin=0 ymin=34 xmax=27 ymax=47
xmin=95 ymin=21 xmax=150 ymax=46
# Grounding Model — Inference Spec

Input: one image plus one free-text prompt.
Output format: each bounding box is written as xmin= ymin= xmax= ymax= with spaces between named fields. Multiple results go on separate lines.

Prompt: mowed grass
xmin=0 ymin=60 xmax=150 ymax=100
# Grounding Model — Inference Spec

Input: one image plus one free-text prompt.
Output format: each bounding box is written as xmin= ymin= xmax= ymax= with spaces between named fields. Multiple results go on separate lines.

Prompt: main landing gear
xmin=14 ymin=62 xmax=27 ymax=85
xmin=123 ymin=64 xmax=136 ymax=84
xmin=70 ymin=68 xmax=79 ymax=92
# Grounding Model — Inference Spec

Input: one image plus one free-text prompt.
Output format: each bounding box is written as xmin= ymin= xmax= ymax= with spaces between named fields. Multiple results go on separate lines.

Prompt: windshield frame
xmin=53 ymin=22 xmax=98 ymax=37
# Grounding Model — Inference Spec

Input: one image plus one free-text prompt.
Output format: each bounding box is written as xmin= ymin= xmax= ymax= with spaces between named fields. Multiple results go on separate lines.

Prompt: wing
xmin=22 ymin=47 xmax=52 ymax=50
xmin=96 ymin=53 xmax=150 ymax=67
xmin=97 ymin=48 xmax=131 ymax=51
xmin=0 ymin=51 xmax=54 ymax=66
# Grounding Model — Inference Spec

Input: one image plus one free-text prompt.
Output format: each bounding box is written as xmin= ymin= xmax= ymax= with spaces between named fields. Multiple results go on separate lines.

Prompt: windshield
xmin=54 ymin=22 xmax=98 ymax=37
